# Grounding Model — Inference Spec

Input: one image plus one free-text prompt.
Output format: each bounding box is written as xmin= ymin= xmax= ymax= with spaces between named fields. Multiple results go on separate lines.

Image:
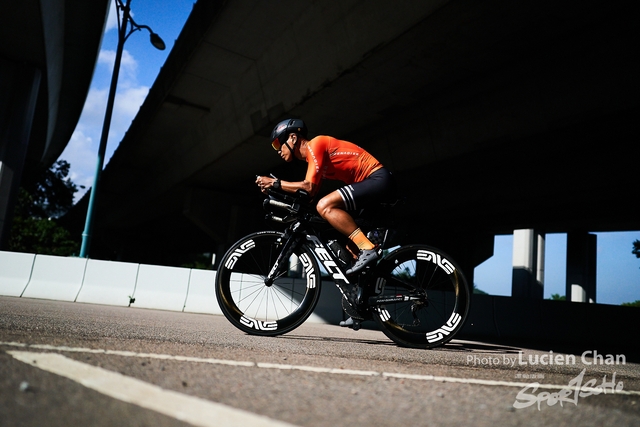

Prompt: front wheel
xmin=371 ymin=245 xmax=470 ymax=349
xmin=215 ymin=231 xmax=322 ymax=336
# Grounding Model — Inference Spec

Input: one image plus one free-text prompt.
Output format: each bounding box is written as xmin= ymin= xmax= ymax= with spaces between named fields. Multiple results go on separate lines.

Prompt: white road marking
xmin=257 ymin=362 xmax=380 ymax=377
xmin=8 ymin=351 xmax=298 ymax=427
xmin=2 ymin=341 xmax=639 ymax=396
xmin=0 ymin=341 xmax=253 ymax=367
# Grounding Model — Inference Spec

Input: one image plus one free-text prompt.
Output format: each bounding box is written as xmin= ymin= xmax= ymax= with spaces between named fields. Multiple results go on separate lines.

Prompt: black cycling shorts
xmin=337 ymin=168 xmax=396 ymax=211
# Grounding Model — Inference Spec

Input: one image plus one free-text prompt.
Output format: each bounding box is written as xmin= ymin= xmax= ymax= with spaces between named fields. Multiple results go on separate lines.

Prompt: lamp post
xmin=79 ymin=0 xmax=164 ymax=258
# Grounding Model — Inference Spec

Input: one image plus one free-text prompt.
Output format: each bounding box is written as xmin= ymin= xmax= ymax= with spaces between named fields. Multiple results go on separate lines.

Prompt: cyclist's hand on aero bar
xmin=255 ymin=174 xmax=278 ymax=194
xmin=257 ymin=174 xmax=311 ymax=206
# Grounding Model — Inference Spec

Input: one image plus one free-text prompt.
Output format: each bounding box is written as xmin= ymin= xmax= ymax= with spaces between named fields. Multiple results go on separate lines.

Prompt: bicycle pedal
xmin=340 ymin=317 xmax=363 ymax=330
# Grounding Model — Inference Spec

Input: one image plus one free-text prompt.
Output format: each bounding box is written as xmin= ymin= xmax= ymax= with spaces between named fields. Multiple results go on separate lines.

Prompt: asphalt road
xmin=1 ymin=296 xmax=638 ymax=427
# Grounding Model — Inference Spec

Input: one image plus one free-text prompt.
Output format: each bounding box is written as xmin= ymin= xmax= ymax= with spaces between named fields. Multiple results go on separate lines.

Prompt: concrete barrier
xmin=21 ymin=254 xmax=88 ymax=301
xmin=131 ymin=264 xmax=191 ymax=311
xmin=183 ymin=269 xmax=219 ymax=314
xmin=76 ymin=259 xmax=139 ymax=306
xmin=0 ymin=251 xmax=36 ymax=297
xmin=0 ymin=251 xmax=345 ymax=322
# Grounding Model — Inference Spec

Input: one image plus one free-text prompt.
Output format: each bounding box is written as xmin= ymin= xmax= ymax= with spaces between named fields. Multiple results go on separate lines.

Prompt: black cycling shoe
xmin=346 ymin=246 xmax=382 ymax=275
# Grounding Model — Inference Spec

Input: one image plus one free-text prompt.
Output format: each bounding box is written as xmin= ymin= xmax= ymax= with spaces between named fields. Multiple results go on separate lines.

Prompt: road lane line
xmin=2 ymin=341 xmax=639 ymax=396
xmin=257 ymin=362 xmax=380 ymax=377
xmin=8 ymin=351 xmax=298 ymax=427
xmin=0 ymin=341 xmax=253 ymax=367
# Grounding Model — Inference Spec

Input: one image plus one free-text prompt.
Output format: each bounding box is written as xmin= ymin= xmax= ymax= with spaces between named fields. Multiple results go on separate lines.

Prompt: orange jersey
xmin=304 ymin=136 xmax=382 ymax=185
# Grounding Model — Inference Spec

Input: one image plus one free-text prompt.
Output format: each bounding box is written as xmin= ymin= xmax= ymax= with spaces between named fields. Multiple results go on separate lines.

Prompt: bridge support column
xmin=0 ymin=58 xmax=42 ymax=249
xmin=511 ymin=229 xmax=545 ymax=298
xmin=566 ymin=232 xmax=597 ymax=303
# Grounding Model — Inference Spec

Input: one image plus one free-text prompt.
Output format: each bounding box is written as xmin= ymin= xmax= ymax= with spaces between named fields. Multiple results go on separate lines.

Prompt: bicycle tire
xmin=371 ymin=244 xmax=470 ymax=349
xmin=216 ymin=231 xmax=322 ymax=336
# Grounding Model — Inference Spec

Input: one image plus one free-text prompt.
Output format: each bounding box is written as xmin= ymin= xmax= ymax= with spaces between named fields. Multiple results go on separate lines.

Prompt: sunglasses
xmin=272 ymin=134 xmax=292 ymax=152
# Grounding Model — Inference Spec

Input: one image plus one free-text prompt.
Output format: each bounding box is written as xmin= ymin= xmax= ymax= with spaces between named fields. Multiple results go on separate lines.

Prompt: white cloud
xmin=98 ymin=49 xmax=138 ymax=86
xmin=98 ymin=49 xmax=115 ymax=68
xmin=59 ymin=130 xmax=98 ymax=201
xmin=109 ymin=85 xmax=150 ymax=144
xmin=77 ymin=87 xmax=109 ymax=129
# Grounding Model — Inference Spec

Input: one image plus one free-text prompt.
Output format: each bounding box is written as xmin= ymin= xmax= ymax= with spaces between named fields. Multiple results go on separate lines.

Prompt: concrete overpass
xmin=0 ymin=0 xmax=110 ymax=245
xmin=67 ymin=0 xmax=639 ymax=289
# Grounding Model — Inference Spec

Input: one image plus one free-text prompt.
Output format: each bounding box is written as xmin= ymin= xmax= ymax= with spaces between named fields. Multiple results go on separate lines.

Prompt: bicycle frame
xmin=263 ymin=200 xmax=423 ymax=308
xmin=264 ymin=217 xmax=352 ymax=295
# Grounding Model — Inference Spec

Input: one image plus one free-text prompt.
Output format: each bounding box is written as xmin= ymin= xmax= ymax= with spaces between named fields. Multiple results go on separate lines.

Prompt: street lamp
xmin=79 ymin=0 xmax=165 ymax=258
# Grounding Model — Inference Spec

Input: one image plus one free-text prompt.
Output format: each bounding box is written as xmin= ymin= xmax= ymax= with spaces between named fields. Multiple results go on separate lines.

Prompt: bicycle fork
xmin=264 ymin=230 xmax=303 ymax=287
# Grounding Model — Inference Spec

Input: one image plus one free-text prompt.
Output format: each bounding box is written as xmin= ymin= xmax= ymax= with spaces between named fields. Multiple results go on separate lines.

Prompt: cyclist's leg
xmin=316 ymin=168 xmax=395 ymax=234
xmin=316 ymin=191 xmax=378 ymax=265
xmin=318 ymin=169 xmax=398 ymax=283
xmin=315 ymin=192 xmax=358 ymax=236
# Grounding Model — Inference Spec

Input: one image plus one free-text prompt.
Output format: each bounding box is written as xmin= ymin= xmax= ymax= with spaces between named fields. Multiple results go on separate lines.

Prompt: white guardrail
xmin=0 ymin=251 xmax=343 ymax=324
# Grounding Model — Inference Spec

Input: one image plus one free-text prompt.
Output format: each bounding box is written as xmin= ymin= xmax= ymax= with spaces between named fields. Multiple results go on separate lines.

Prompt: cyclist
xmin=256 ymin=118 xmax=396 ymax=275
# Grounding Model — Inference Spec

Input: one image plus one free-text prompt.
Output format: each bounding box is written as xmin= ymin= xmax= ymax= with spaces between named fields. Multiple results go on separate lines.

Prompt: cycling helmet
xmin=270 ymin=118 xmax=308 ymax=151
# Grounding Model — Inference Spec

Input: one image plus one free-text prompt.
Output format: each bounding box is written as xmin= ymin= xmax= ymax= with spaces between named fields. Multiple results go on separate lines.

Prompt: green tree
xmin=8 ymin=160 xmax=82 ymax=256
xmin=621 ymin=300 xmax=640 ymax=307
xmin=473 ymin=284 xmax=488 ymax=295
xmin=550 ymin=294 xmax=566 ymax=301
xmin=633 ymin=240 xmax=640 ymax=264
xmin=26 ymin=159 xmax=79 ymax=218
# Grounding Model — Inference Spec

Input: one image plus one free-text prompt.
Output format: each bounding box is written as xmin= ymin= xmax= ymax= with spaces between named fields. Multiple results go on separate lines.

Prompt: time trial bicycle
xmin=215 ymin=187 xmax=470 ymax=349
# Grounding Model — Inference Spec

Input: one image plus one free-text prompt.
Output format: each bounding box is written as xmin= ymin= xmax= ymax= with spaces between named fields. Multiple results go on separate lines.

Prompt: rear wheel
xmin=216 ymin=231 xmax=321 ymax=336
xmin=371 ymin=245 xmax=470 ymax=348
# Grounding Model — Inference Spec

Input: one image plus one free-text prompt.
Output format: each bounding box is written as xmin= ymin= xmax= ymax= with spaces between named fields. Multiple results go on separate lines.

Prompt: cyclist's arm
xmin=256 ymin=176 xmax=318 ymax=196
xmin=280 ymin=179 xmax=317 ymax=195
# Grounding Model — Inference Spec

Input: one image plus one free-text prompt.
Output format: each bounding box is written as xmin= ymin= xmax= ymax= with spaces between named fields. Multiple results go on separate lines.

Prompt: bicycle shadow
xmin=276 ymin=326 xmax=640 ymax=363
xmin=276 ymin=329 xmax=524 ymax=354
xmin=276 ymin=333 xmax=396 ymax=347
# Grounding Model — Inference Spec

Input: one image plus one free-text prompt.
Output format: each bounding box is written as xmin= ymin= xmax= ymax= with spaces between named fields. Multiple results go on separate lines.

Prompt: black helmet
xmin=270 ymin=118 xmax=308 ymax=151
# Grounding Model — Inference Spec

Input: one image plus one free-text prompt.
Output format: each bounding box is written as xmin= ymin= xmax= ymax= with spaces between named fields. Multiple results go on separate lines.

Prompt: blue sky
xmin=60 ymin=0 xmax=195 ymax=197
xmin=58 ymin=1 xmax=640 ymax=306
xmin=474 ymin=232 xmax=640 ymax=305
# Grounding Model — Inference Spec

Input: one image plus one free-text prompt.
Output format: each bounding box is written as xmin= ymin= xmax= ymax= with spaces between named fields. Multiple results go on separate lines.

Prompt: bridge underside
xmin=65 ymin=0 xmax=639 ymax=277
